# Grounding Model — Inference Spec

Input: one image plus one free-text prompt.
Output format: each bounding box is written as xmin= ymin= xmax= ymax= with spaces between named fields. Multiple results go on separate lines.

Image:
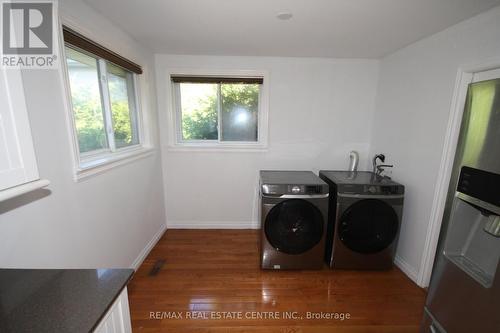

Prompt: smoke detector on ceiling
xmin=276 ymin=12 xmax=293 ymax=20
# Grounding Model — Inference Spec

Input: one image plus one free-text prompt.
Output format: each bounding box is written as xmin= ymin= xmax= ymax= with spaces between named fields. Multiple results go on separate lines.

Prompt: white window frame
xmin=166 ymin=69 xmax=269 ymax=151
xmin=59 ymin=21 xmax=153 ymax=181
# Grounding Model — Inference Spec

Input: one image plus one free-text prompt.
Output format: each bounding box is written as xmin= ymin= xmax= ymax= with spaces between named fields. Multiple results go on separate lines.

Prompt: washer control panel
xmin=262 ymin=184 xmax=328 ymax=195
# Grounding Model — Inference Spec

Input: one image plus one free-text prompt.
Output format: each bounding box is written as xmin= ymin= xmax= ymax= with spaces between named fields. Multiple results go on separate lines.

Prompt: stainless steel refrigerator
xmin=421 ymin=77 xmax=500 ymax=332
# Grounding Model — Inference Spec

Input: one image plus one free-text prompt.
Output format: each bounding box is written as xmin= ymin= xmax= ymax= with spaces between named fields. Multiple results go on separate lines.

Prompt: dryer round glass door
xmin=339 ymin=199 xmax=398 ymax=254
xmin=265 ymin=199 xmax=324 ymax=255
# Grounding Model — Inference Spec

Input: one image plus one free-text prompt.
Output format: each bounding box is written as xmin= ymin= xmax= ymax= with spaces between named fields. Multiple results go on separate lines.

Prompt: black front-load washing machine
xmin=319 ymin=171 xmax=404 ymax=270
xmin=260 ymin=171 xmax=329 ymax=270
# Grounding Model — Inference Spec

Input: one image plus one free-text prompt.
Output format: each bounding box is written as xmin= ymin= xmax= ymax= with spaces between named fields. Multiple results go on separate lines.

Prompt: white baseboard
xmin=130 ymin=222 xmax=167 ymax=271
xmin=394 ymin=255 xmax=420 ymax=286
xmin=167 ymin=220 xmax=260 ymax=229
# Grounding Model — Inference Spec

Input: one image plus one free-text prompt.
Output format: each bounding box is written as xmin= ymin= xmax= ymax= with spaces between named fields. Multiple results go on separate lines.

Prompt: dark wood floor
xmin=128 ymin=230 xmax=426 ymax=332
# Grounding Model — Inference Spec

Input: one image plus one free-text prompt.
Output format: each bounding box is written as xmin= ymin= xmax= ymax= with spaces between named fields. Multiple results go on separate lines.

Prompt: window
xmin=171 ymin=75 xmax=267 ymax=148
xmin=63 ymin=27 xmax=147 ymax=177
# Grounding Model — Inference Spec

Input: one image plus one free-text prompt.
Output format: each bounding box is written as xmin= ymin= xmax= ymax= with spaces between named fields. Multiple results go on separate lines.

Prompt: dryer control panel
xmin=319 ymin=171 xmax=405 ymax=196
xmin=337 ymin=184 xmax=404 ymax=195
xmin=363 ymin=185 xmax=404 ymax=195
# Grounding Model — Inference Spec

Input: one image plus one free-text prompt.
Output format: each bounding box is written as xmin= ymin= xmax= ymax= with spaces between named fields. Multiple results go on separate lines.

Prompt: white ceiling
xmin=83 ymin=0 xmax=500 ymax=58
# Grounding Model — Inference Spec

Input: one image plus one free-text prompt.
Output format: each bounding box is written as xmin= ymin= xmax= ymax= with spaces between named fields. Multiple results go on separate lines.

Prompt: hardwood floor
xmin=128 ymin=230 xmax=426 ymax=332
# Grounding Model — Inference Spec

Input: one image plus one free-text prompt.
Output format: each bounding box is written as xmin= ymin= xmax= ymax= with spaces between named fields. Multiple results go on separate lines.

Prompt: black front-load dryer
xmin=319 ymin=171 xmax=404 ymax=270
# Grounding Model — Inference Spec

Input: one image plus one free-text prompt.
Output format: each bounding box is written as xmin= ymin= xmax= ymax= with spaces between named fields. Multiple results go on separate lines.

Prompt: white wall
xmin=369 ymin=6 xmax=500 ymax=285
xmin=156 ymin=55 xmax=379 ymax=228
xmin=0 ymin=0 xmax=166 ymax=268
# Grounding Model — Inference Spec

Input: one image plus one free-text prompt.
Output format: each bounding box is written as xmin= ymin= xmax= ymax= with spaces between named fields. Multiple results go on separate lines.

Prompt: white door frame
xmin=417 ymin=59 xmax=500 ymax=287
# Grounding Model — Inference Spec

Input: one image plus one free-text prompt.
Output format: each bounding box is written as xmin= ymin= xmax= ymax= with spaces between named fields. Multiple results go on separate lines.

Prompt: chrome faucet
xmin=376 ymin=164 xmax=393 ymax=176
xmin=372 ymin=154 xmax=385 ymax=173
xmin=372 ymin=154 xmax=393 ymax=176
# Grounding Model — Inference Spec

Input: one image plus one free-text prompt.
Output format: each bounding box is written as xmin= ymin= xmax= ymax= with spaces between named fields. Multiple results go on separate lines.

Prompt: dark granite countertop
xmin=0 ymin=268 xmax=134 ymax=333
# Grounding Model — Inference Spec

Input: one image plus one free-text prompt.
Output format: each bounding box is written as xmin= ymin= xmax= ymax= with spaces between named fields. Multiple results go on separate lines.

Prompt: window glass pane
xmin=221 ymin=83 xmax=259 ymax=142
xmin=179 ymin=83 xmax=218 ymax=140
xmin=107 ymin=62 xmax=139 ymax=148
xmin=66 ymin=46 xmax=107 ymax=153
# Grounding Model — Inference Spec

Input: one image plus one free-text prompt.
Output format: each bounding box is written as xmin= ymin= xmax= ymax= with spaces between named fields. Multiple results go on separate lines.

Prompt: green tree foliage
xmin=108 ymin=73 xmax=134 ymax=147
xmin=71 ymin=85 xmax=107 ymax=153
xmin=111 ymin=100 xmax=133 ymax=146
xmin=72 ymin=74 xmax=134 ymax=152
xmin=221 ymin=83 xmax=259 ymax=113
xmin=181 ymin=83 xmax=259 ymax=140
xmin=182 ymin=89 xmax=218 ymax=140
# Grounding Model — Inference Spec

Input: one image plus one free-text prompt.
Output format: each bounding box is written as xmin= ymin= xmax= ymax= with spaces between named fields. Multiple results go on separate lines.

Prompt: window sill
xmin=75 ymin=146 xmax=155 ymax=181
xmin=167 ymin=142 xmax=268 ymax=153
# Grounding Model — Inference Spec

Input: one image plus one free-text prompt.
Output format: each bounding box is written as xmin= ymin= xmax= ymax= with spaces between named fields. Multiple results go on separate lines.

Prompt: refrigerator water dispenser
xmin=443 ymin=167 xmax=500 ymax=288
xmin=444 ymin=195 xmax=500 ymax=287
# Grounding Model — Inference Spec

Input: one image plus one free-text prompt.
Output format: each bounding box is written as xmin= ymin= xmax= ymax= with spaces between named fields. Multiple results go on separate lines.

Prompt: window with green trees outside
xmin=65 ymin=46 xmax=140 ymax=155
xmin=172 ymin=76 xmax=263 ymax=144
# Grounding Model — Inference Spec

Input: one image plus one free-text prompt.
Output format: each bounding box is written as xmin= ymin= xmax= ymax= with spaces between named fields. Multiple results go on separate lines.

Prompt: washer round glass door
xmin=339 ymin=199 xmax=399 ymax=254
xmin=265 ymin=199 xmax=324 ymax=255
